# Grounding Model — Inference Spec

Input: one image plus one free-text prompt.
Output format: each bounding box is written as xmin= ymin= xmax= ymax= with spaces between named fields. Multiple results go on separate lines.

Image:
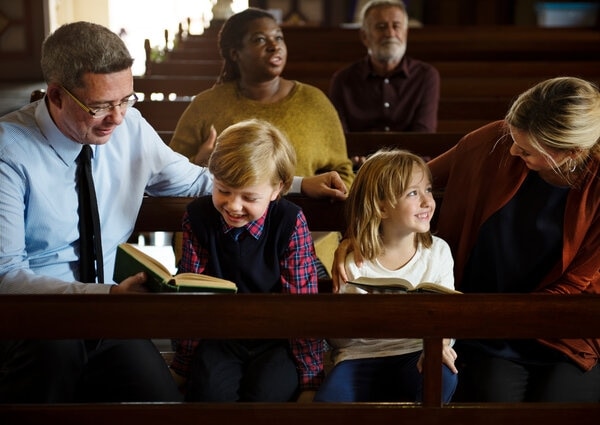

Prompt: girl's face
xmin=212 ymin=177 xmax=282 ymax=228
xmin=381 ymin=167 xmax=435 ymax=236
xmin=509 ymin=126 xmax=572 ymax=172
xmin=231 ymin=17 xmax=287 ymax=81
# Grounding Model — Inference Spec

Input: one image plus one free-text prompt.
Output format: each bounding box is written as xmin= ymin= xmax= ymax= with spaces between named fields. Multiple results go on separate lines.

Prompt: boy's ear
xmin=271 ymin=181 xmax=284 ymax=201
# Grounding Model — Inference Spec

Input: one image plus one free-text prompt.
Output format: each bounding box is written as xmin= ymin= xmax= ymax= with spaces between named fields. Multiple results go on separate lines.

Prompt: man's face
xmin=361 ymin=6 xmax=408 ymax=64
xmin=51 ymin=69 xmax=134 ymax=146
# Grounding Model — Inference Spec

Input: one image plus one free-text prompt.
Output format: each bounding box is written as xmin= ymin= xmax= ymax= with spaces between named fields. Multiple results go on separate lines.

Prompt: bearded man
xmin=328 ymin=0 xmax=440 ymax=141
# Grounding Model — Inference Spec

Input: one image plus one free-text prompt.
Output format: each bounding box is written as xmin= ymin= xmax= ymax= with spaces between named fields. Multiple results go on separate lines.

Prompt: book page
xmin=118 ymin=243 xmax=170 ymax=278
xmin=348 ymin=277 xmax=460 ymax=294
xmin=349 ymin=276 xmax=414 ymax=289
xmin=174 ymin=272 xmax=238 ymax=290
xmin=414 ymin=282 xmax=461 ymax=294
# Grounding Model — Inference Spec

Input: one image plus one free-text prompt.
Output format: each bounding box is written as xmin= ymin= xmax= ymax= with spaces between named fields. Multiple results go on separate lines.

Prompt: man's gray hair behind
xmin=41 ymin=21 xmax=134 ymax=89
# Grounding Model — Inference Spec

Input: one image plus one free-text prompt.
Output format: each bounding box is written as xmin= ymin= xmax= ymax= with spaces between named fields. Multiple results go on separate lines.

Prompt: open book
xmin=113 ymin=243 xmax=237 ymax=293
xmin=347 ymin=276 xmax=461 ymax=294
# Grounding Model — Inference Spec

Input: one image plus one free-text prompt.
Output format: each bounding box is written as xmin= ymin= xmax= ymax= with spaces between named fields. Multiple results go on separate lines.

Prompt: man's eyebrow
xmin=90 ymin=92 xmax=135 ymax=105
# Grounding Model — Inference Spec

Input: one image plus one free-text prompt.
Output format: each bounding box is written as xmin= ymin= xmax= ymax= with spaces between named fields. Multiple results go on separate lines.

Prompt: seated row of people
xmin=170 ymin=1 xmax=438 ymax=171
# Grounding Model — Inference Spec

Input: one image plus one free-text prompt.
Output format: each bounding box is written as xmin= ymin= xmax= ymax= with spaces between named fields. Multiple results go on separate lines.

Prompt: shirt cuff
xmin=290 ymin=176 xmax=303 ymax=194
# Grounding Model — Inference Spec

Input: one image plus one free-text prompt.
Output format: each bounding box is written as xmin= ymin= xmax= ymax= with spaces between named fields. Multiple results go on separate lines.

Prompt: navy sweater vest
xmin=186 ymin=196 xmax=300 ymax=293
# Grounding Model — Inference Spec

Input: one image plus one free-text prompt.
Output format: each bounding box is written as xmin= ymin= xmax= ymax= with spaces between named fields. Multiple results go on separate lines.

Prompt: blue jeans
xmin=314 ymin=351 xmax=457 ymax=403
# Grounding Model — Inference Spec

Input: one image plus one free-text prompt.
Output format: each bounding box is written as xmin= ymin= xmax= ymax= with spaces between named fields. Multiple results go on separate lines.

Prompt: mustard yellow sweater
xmin=169 ymin=81 xmax=354 ymax=188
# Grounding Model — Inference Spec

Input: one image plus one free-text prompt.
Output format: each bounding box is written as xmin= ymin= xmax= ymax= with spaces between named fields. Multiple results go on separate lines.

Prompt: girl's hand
xmin=441 ymin=339 xmax=458 ymax=374
xmin=416 ymin=339 xmax=458 ymax=374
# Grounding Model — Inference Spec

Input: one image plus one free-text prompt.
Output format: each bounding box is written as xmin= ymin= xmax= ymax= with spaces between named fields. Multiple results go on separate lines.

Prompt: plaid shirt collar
xmin=220 ymin=208 xmax=268 ymax=241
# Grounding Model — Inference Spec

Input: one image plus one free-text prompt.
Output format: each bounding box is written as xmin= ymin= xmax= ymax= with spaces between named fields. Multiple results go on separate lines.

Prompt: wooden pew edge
xmin=2 ymin=402 xmax=600 ymax=425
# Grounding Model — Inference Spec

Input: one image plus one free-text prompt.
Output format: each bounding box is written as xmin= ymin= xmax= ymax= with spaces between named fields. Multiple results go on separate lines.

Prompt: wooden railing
xmin=134 ymin=97 xmax=507 ymax=134
xmin=164 ymin=26 xmax=600 ymax=62
xmin=153 ymin=130 xmax=464 ymax=164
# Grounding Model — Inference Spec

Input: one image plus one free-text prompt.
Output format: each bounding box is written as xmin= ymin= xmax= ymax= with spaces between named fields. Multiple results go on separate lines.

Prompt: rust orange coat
xmin=429 ymin=120 xmax=600 ymax=371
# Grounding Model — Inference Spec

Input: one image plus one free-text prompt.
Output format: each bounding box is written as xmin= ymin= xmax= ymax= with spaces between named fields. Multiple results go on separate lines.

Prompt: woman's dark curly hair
xmin=216 ymin=8 xmax=276 ymax=84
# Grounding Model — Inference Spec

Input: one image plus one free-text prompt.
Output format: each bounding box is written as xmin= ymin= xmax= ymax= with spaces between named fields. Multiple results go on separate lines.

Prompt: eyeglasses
xmin=60 ymin=85 xmax=138 ymax=119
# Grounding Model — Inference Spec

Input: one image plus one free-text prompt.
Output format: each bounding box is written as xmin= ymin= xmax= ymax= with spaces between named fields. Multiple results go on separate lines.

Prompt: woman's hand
xmin=192 ymin=125 xmax=217 ymax=166
xmin=300 ymin=171 xmax=348 ymax=200
xmin=331 ymin=239 xmax=354 ymax=292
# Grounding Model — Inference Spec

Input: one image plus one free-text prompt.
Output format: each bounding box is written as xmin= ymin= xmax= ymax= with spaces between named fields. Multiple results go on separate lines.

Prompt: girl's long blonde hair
xmin=346 ymin=149 xmax=433 ymax=261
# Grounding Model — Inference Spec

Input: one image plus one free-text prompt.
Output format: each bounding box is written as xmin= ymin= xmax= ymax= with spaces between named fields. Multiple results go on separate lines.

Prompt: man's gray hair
xmin=360 ymin=0 xmax=408 ymax=29
xmin=41 ymin=21 xmax=134 ymax=89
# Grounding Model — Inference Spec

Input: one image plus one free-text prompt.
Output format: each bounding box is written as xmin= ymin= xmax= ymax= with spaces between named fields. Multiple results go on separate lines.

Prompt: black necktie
xmin=77 ymin=145 xmax=104 ymax=283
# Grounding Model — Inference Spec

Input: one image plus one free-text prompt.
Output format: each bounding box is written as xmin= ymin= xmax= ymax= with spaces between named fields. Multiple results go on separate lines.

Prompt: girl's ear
xmin=379 ymin=201 xmax=390 ymax=219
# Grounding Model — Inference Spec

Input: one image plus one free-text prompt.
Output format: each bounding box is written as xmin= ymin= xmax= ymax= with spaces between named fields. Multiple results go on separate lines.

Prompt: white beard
xmin=371 ymin=40 xmax=407 ymax=64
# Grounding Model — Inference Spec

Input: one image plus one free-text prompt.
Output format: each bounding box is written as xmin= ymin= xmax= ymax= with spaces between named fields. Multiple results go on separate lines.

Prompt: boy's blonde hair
xmin=346 ymin=149 xmax=433 ymax=261
xmin=208 ymin=119 xmax=296 ymax=194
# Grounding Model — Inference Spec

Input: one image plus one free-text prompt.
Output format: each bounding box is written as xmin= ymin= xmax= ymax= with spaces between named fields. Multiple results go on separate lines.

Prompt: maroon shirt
xmin=328 ymin=56 xmax=440 ymax=132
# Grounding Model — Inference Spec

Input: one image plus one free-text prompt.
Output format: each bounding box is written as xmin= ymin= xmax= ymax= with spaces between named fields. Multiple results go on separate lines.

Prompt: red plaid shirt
xmin=171 ymin=207 xmax=324 ymax=390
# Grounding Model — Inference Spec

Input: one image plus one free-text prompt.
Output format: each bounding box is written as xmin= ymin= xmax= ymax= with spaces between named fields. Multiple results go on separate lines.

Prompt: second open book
xmin=347 ymin=276 xmax=461 ymax=294
xmin=113 ymin=243 xmax=238 ymax=293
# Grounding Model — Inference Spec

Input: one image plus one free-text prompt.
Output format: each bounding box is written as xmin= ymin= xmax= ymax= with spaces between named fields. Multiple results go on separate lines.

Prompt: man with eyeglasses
xmin=0 ymin=21 xmax=347 ymax=403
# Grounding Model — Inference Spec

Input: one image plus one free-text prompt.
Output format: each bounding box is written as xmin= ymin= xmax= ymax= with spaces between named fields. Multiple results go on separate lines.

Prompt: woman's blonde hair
xmin=505 ymin=76 xmax=600 ymax=179
xmin=346 ymin=149 xmax=433 ymax=261
xmin=208 ymin=119 xmax=296 ymax=195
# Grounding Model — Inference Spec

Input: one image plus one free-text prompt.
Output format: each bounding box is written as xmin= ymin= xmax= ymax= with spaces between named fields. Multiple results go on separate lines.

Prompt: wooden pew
xmin=134 ymin=75 xmax=215 ymax=99
xmin=145 ymin=58 xmax=600 ymax=80
xmin=1 ymin=195 xmax=599 ymax=424
xmin=345 ymin=131 xmax=462 ymax=159
xmin=134 ymin=97 xmax=508 ymax=133
xmin=154 ymin=130 xmax=464 ymax=161
xmin=134 ymin=72 xmax=600 ymax=106
xmin=171 ymin=26 xmax=600 ymax=62
xmin=133 ymin=195 xmax=346 ymax=234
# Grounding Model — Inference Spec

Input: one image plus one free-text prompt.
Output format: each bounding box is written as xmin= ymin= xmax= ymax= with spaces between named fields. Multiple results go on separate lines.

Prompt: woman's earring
xmin=567 ymin=158 xmax=577 ymax=172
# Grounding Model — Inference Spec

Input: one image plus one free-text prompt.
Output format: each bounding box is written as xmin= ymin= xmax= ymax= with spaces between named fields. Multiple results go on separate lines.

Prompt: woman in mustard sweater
xmin=169 ymin=8 xmax=354 ymax=190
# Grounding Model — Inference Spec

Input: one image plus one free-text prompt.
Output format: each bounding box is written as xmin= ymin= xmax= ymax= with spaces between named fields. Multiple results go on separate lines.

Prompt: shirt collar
xmin=221 ymin=207 xmax=269 ymax=241
xmin=35 ymin=98 xmax=94 ymax=167
xmin=361 ymin=55 xmax=410 ymax=79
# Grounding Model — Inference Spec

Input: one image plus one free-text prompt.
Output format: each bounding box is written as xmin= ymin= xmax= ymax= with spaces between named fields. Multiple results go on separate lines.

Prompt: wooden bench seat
xmin=134 ymin=72 xmax=599 ymax=109
xmin=154 ymin=131 xmax=463 ymax=162
xmin=134 ymin=97 xmax=509 ymax=133
xmin=344 ymin=131 xmax=462 ymax=159
xmin=170 ymin=26 xmax=600 ymax=62
xmin=145 ymin=58 xmax=600 ymax=80
xmin=133 ymin=195 xmax=346 ymax=234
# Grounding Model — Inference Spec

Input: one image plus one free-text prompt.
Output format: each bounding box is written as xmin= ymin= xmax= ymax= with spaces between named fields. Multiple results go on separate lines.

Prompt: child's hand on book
xmin=109 ymin=272 xmax=149 ymax=294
